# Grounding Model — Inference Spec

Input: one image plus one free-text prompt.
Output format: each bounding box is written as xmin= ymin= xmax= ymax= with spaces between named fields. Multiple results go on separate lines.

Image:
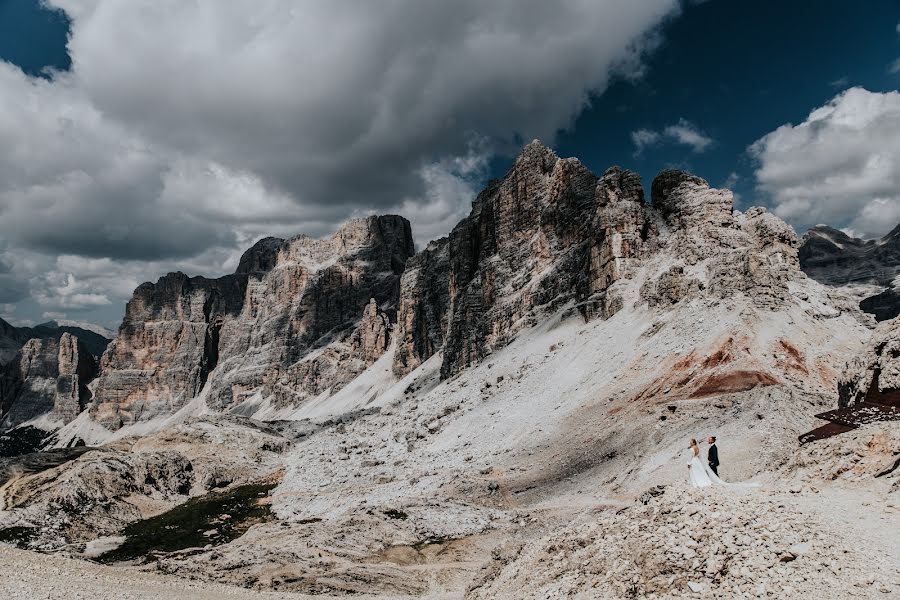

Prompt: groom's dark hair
xmin=710 ymin=436 xmax=716 ymax=442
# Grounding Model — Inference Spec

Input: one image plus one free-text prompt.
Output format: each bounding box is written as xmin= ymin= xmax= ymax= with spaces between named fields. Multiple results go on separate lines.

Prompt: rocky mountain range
xmin=89 ymin=215 xmax=413 ymax=431
xmin=799 ymin=224 xmax=900 ymax=287
xmin=0 ymin=141 xmax=898 ymax=598
xmin=0 ymin=318 xmax=111 ymax=365
xmin=799 ymin=224 xmax=900 ymax=322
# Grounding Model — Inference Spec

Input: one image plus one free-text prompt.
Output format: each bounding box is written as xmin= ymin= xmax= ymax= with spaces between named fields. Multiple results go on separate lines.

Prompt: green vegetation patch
xmin=0 ymin=526 xmax=38 ymax=546
xmin=98 ymin=481 xmax=276 ymax=563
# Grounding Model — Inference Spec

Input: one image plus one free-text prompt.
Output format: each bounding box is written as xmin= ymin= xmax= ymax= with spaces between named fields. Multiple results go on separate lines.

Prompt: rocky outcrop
xmin=394 ymin=142 xmax=655 ymax=379
xmin=799 ymin=224 xmax=900 ymax=322
xmin=0 ymin=333 xmax=99 ymax=430
xmin=0 ymin=317 xmax=110 ymax=366
xmin=838 ymin=316 xmax=900 ymax=408
xmin=639 ymin=265 xmax=701 ymax=307
xmin=267 ymin=298 xmax=393 ymax=406
xmin=93 ymin=216 xmax=414 ymax=429
xmin=0 ymin=416 xmax=289 ymax=548
xmin=394 ymin=145 xmax=802 ymax=381
xmin=650 ymin=173 xmax=799 ymax=310
xmin=393 ymin=239 xmax=451 ymax=377
xmin=469 ymin=484 xmax=880 ymax=599
xmin=83 ymin=142 xmax=805 ymax=428
xmin=583 ymin=166 xmax=656 ymax=318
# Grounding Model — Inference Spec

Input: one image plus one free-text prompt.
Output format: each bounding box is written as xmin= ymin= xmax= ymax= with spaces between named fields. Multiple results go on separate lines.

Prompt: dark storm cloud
xmin=0 ymin=259 xmax=28 ymax=304
xmin=0 ymin=0 xmax=679 ymax=316
xmin=54 ymin=0 xmax=678 ymax=224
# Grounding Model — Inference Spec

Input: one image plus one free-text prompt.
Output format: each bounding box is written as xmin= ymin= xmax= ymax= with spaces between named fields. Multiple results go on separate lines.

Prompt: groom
xmin=707 ymin=436 xmax=719 ymax=476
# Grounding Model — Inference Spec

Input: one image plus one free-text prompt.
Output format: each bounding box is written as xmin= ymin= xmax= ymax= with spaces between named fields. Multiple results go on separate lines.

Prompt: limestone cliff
xmin=92 ymin=215 xmax=414 ymax=429
xmin=0 ymin=333 xmax=99 ymax=430
xmin=63 ymin=142 xmax=808 ymax=429
xmin=394 ymin=142 xmax=655 ymax=379
xmin=394 ymin=143 xmax=799 ymax=381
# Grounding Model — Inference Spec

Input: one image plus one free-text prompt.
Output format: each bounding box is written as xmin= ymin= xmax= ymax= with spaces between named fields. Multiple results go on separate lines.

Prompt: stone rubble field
xmin=468 ymin=480 xmax=899 ymax=599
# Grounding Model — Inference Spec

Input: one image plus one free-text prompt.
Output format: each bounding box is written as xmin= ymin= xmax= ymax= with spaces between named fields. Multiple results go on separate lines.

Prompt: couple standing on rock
xmin=687 ymin=436 xmax=726 ymax=488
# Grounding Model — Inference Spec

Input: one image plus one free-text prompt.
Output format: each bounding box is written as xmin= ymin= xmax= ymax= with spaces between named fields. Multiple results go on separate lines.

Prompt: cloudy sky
xmin=0 ymin=0 xmax=898 ymax=330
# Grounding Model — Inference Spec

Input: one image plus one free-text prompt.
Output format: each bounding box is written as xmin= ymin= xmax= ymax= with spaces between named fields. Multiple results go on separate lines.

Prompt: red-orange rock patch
xmin=691 ymin=370 xmax=779 ymax=397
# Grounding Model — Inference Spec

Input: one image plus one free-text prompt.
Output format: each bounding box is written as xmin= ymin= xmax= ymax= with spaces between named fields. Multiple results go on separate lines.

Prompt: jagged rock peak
xmin=235 ymin=237 xmax=286 ymax=274
xmin=0 ymin=333 xmax=99 ymax=431
xmin=237 ymin=215 xmax=414 ymax=276
xmin=92 ymin=215 xmax=415 ymax=430
xmin=650 ymin=169 xmax=711 ymax=220
xmin=597 ymin=166 xmax=645 ymax=205
xmin=394 ymin=142 xmax=657 ymax=379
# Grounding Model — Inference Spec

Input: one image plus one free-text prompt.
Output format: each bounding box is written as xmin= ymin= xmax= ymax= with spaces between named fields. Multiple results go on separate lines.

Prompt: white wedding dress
xmin=687 ymin=449 xmax=731 ymax=487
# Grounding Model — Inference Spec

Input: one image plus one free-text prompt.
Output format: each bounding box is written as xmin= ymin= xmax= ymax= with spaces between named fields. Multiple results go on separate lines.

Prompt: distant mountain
xmin=28 ymin=321 xmax=113 ymax=357
xmin=799 ymin=224 xmax=900 ymax=321
xmin=798 ymin=224 xmax=900 ymax=287
xmin=0 ymin=317 xmax=112 ymax=365
xmin=38 ymin=319 xmax=115 ymax=339
xmin=0 ymin=318 xmax=28 ymax=365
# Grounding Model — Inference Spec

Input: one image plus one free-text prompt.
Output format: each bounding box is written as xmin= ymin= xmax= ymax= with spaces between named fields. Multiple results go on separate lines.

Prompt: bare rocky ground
xmin=5 ymin=270 xmax=899 ymax=599
xmin=0 ymin=416 xmax=292 ymax=551
xmin=0 ymin=544 xmax=386 ymax=600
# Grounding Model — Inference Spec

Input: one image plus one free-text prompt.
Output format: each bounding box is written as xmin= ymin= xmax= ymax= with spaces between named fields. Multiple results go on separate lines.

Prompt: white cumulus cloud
xmin=630 ymin=118 xmax=712 ymax=156
xmin=750 ymin=87 xmax=900 ymax=239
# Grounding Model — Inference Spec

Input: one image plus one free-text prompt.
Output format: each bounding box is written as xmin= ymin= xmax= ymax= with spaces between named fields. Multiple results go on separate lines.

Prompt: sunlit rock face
xmin=70 ymin=141 xmax=806 ymax=430
xmin=395 ymin=144 xmax=800 ymax=381
xmin=393 ymin=142 xmax=656 ymax=380
xmin=93 ymin=215 xmax=414 ymax=429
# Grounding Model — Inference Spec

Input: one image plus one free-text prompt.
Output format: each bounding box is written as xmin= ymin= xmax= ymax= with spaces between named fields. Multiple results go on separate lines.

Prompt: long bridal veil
xmin=688 ymin=445 xmax=759 ymax=489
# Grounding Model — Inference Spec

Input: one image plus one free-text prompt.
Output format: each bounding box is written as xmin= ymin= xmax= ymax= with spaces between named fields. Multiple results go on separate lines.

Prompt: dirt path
xmin=0 ymin=546 xmax=401 ymax=600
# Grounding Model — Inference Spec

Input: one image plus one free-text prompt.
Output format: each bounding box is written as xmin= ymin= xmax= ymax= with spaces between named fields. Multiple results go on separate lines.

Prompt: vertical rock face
xmin=93 ymin=215 xmax=414 ymax=429
xmin=838 ymin=316 xmax=900 ymax=408
xmin=393 ymin=238 xmax=451 ymax=377
xmin=70 ymin=142 xmax=808 ymax=428
xmin=584 ymin=166 xmax=656 ymax=318
xmin=0 ymin=333 xmax=99 ymax=430
xmin=393 ymin=142 xmax=655 ymax=379
xmin=395 ymin=147 xmax=802 ymax=381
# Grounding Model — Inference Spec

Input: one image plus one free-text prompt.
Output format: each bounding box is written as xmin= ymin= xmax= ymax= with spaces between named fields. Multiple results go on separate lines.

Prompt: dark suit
xmin=707 ymin=444 xmax=719 ymax=476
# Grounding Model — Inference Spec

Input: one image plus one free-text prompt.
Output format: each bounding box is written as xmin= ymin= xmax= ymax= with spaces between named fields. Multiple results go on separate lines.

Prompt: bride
xmin=687 ymin=438 xmax=727 ymax=488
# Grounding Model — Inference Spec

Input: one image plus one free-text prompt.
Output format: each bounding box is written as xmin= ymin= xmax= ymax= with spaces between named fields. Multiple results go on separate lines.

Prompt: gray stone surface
xmin=0 ymin=333 xmax=99 ymax=430
xmin=93 ymin=215 xmax=414 ymax=428
xmin=838 ymin=315 xmax=900 ymax=407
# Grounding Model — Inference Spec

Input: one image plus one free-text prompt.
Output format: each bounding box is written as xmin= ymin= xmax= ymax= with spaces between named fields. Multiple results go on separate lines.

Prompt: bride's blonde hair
xmin=689 ymin=438 xmax=697 ymax=447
